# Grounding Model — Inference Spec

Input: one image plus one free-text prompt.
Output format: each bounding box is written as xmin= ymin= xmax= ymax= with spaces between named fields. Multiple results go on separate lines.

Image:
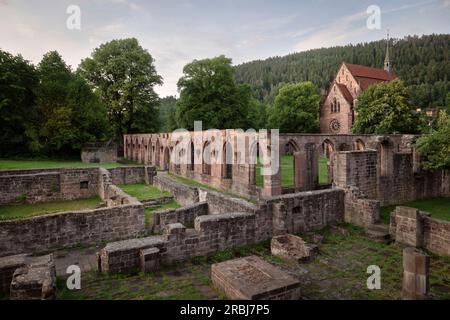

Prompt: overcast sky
xmin=1 ymin=0 xmax=449 ymax=97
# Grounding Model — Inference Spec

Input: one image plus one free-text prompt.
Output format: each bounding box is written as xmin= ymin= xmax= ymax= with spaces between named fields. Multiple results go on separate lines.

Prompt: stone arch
xmin=354 ymin=139 xmax=365 ymax=151
xmin=321 ymin=139 xmax=336 ymax=159
xmin=222 ymin=141 xmax=233 ymax=179
xmin=285 ymin=139 xmax=301 ymax=155
xmin=202 ymin=141 xmax=212 ymax=176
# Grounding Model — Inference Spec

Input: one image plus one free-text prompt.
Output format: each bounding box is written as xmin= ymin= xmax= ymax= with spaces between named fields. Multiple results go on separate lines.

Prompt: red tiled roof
xmin=354 ymin=77 xmax=387 ymax=91
xmin=336 ymin=83 xmax=354 ymax=104
xmin=344 ymin=63 xmax=396 ymax=81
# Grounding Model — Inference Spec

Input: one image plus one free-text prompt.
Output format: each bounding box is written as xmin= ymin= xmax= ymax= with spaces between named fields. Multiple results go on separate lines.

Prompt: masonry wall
xmin=0 ymin=167 xmax=154 ymax=206
xmin=108 ymin=166 xmax=155 ymax=185
xmin=0 ymin=167 xmax=151 ymax=257
xmin=266 ymin=189 xmax=345 ymax=235
xmin=0 ymin=169 xmax=99 ymax=205
xmin=153 ymin=174 xmax=199 ymax=206
xmin=390 ymin=206 xmax=450 ymax=257
xmin=99 ymin=212 xmax=257 ymax=273
xmin=0 ymin=203 xmax=145 ymax=257
xmin=152 ymin=202 xmax=208 ymax=233
xmin=332 ymin=150 xmax=378 ymax=198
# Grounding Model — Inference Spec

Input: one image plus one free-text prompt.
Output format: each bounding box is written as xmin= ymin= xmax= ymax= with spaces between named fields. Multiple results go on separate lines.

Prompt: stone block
xmin=0 ymin=254 xmax=29 ymax=294
xmin=140 ymin=247 xmax=160 ymax=273
xmin=9 ymin=254 xmax=56 ymax=300
xmin=402 ymin=247 xmax=429 ymax=300
xmin=271 ymin=234 xmax=318 ymax=262
xmin=211 ymin=255 xmax=301 ymax=300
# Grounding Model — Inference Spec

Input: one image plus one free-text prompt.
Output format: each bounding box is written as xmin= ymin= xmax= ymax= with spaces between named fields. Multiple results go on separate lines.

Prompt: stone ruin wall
xmin=0 ymin=167 xmax=156 ymax=257
xmin=332 ymin=149 xmax=449 ymax=227
xmin=390 ymin=207 xmax=450 ymax=257
xmin=99 ymin=186 xmax=346 ymax=273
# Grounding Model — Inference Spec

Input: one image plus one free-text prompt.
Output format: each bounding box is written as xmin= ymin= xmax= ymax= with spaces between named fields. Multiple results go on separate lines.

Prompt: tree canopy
xmin=235 ymin=34 xmax=449 ymax=110
xmin=36 ymin=51 xmax=109 ymax=155
xmin=78 ymin=38 xmax=162 ymax=142
xmin=352 ymin=80 xmax=425 ymax=134
xmin=176 ymin=55 xmax=253 ymax=130
xmin=415 ymin=111 xmax=450 ymax=171
xmin=0 ymin=50 xmax=39 ymax=156
xmin=268 ymin=82 xmax=320 ymax=133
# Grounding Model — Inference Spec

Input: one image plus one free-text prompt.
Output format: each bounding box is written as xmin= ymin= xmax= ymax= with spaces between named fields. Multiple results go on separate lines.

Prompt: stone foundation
xmin=211 ymin=255 xmax=301 ymax=300
xmin=271 ymin=234 xmax=318 ymax=262
xmin=10 ymin=254 xmax=56 ymax=300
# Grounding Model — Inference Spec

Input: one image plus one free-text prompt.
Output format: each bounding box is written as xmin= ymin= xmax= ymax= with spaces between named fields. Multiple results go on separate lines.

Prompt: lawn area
xmin=118 ymin=184 xmax=171 ymax=201
xmin=0 ymin=159 xmax=130 ymax=171
xmin=54 ymin=223 xmax=450 ymax=300
xmin=380 ymin=197 xmax=450 ymax=224
xmin=256 ymin=155 xmax=329 ymax=188
xmin=0 ymin=197 xmax=104 ymax=221
xmin=144 ymin=201 xmax=182 ymax=227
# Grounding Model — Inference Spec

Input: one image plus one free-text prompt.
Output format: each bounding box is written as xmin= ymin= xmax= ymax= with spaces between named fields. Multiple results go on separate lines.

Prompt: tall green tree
xmin=0 ymin=50 xmax=39 ymax=156
xmin=352 ymin=80 xmax=425 ymax=134
xmin=247 ymin=99 xmax=268 ymax=130
xmin=415 ymin=111 xmax=450 ymax=170
xmin=267 ymin=82 xmax=320 ymax=133
xmin=36 ymin=51 xmax=109 ymax=155
xmin=176 ymin=55 xmax=252 ymax=130
xmin=78 ymin=38 xmax=162 ymax=142
xmin=159 ymin=96 xmax=178 ymax=132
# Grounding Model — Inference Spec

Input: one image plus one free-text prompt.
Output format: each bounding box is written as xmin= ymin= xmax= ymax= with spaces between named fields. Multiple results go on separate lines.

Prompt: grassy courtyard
xmin=0 ymin=159 xmax=131 ymax=171
xmin=144 ymin=201 xmax=182 ymax=228
xmin=380 ymin=197 xmax=450 ymax=224
xmin=55 ymin=223 xmax=450 ymax=300
xmin=0 ymin=197 xmax=104 ymax=221
xmin=118 ymin=184 xmax=171 ymax=201
xmin=117 ymin=183 xmax=181 ymax=227
xmin=256 ymin=155 xmax=329 ymax=188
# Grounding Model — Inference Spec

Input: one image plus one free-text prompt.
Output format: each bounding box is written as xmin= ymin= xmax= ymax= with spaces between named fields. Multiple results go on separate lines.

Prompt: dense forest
xmin=234 ymin=34 xmax=449 ymax=108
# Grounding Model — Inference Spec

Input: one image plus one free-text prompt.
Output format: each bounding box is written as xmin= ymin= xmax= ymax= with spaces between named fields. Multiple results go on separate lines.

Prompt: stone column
xmin=402 ymin=247 xmax=429 ymax=300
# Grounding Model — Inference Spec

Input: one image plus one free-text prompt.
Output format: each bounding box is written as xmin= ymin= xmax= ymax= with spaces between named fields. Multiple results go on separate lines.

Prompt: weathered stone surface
xmin=402 ymin=247 xmax=429 ymax=300
xmin=211 ymin=255 xmax=301 ymax=300
xmin=140 ymin=248 xmax=160 ymax=273
xmin=390 ymin=206 xmax=450 ymax=257
xmin=152 ymin=202 xmax=208 ymax=233
xmin=271 ymin=234 xmax=318 ymax=262
xmin=9 ymin=254 xmax=56 ymax=300
xmin=0 ymin=254 xmax=29 ymax=294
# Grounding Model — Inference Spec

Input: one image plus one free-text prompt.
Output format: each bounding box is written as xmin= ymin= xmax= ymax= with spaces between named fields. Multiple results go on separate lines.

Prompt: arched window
xmin=337 ymin=101 xmax=340 ymax=113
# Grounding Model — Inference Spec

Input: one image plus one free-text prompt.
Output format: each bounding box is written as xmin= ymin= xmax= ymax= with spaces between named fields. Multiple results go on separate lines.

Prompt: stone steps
xmin=365 ymin=224 xmax=392 ymax=244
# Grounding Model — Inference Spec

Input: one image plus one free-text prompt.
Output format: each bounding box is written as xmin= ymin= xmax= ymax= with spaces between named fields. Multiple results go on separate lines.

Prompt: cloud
xmin=293 ymin=11 xmax=370 ymax=52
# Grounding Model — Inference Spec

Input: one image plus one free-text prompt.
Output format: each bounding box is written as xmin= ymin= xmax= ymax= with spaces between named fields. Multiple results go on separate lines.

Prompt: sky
xmin=1 ymin=0 xmax=449 ymax=97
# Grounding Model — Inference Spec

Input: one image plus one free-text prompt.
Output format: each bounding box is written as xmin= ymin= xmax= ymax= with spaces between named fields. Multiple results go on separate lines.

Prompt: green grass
xmin=0 ymin=196 xmax=104 ymax=221
xmin=256 ymin=155 xmax=329 ymax=188
xmin=0 ymin=159 xmax=129 ymax=171
xmin=380 ymin=197 xmax=450 ymax=224
xmin=168 ymin=173 xmax=257 ymax=203
xmin=144 ymin=200 xmax=181 ymax=227
xmin=118 ymin=184 xmax=171 ymax=201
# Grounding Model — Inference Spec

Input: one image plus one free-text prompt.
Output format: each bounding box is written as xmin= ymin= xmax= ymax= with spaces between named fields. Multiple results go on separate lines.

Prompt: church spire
xmin=384 ymin=29 xmax=392 ymax=74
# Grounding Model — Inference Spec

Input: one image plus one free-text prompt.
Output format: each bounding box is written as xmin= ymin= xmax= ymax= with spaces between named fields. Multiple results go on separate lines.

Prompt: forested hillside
xmin=234 ymin=34 xmax=449 ymax=108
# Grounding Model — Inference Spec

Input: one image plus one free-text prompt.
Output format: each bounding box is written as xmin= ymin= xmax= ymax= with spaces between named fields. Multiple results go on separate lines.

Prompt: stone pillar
xmin=402 ymin=247 xmax=429 ymax=300
xmin=261 ymin=147 xmax=282 ymax=198
xmin=294 ymin=151 xmax=307 ymax=190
